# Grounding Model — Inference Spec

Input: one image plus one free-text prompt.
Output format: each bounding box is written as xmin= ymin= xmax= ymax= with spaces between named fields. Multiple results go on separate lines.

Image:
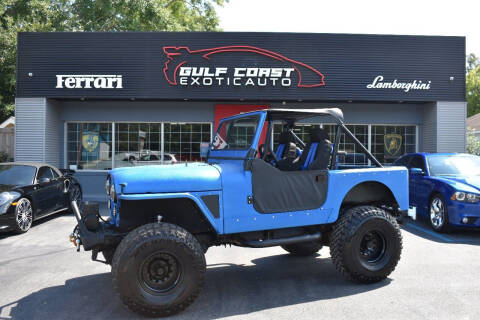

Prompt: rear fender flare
xmin=338 ymin=180 xmax=401 ymax=213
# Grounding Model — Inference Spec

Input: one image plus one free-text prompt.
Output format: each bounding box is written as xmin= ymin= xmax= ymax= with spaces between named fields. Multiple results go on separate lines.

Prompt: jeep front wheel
xmin=112 ymin=223 xmax=206 ymax=317
xmin=281 ymin=241 xmax=323 ymax=256
xmin=330 ymin=206 xmax=402 ymax=283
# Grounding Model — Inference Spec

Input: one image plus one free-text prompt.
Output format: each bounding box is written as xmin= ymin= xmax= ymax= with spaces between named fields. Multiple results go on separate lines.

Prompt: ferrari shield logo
xmin=82 ymin=132 xmax=99 ymax=153
xmin=384 ymin=134 xmax=402 ymax=157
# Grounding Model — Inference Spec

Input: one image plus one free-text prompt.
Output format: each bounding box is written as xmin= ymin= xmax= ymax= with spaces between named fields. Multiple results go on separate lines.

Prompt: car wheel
xmin=112 ymin=223 xmax=206 ymax=317
xmin=14 ymin=198 xmax=33 ymax=233
xmin=281 ymin=241 xmax=323 ymax=256
xmin=429 ymin=194 xmax=450 ymax=233
xmin=330 ymin=206 xmax=402 ymax=283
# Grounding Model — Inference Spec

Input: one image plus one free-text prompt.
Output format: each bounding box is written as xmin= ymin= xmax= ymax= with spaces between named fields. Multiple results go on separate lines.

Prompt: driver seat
xmin=286 ymin=128 xmax=332 ymax=171
xmin=275 ymin=131 xmax=301 ymax=159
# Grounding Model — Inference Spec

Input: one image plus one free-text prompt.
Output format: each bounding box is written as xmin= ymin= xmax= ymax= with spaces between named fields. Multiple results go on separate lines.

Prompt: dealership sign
xmin=56 ymin=75 xmax=123 ymax=89
xmin=162 ymin=46 xmax=325 ymax=88
xmin=367 ymin=75 xmax=431 ymax=93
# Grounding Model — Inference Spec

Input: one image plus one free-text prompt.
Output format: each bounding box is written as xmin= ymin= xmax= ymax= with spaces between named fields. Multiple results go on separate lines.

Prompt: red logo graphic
xmin=162 ymin=45 xmax=325 ymax=87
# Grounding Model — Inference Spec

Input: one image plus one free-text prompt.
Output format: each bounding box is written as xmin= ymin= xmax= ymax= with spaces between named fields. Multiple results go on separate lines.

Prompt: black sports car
xmin=0 ymin=162 xmax=82 ymax=233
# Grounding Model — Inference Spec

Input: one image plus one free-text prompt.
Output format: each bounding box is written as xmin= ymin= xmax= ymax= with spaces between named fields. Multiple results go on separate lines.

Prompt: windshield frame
xmin=0 ymin=164 xmax=37 ymax=186
xmin=207 ymin=111 xmax=267 ymax=161
xmin=426 ymin=154 xmax=480 ymax=177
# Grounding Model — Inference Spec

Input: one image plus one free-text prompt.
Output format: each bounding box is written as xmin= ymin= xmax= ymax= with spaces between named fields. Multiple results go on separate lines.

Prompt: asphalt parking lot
xmin=1 ymin=206 xmax=479 ymax=320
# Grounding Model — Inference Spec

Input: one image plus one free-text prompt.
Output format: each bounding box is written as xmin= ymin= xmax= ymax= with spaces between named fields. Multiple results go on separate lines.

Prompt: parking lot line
xmin=404 ymin=221 xmax=453 ymax=242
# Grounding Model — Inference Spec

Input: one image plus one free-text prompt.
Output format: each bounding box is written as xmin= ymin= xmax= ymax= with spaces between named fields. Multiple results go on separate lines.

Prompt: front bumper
xmin=0 ymin=212 xmax=15 ymax=231
xmin=447 ymin=202 xmax=480 ymax=228
xmin=70 ymin=201 xmax=123 ymax=253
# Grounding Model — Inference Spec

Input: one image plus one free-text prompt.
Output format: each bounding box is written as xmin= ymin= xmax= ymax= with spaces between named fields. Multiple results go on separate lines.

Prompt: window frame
xmin=36 ymin=166 xmax=54 ymax=182
xmin=211 ymin=114 xmax=262 ymax=151
xmin=64 ymin=121 xmax=213 ymax=171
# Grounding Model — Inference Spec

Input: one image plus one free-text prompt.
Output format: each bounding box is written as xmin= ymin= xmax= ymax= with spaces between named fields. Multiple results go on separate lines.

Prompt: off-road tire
xmin=281 ymin=241 xmax=323 ymax=256
xmin=112 ymin=223 xmax=206 ymax=317
xmin=330 ymin=206 xmax=402 ymax=283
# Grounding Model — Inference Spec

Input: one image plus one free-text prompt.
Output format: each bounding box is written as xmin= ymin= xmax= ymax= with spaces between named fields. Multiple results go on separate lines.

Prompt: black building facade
xmin=15 ymin=32 xmax=466 ymax=199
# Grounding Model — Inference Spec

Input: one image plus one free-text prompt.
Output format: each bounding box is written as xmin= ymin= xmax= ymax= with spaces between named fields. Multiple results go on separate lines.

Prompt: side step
xmin=243 ymin=232 xmax=322 ymax=248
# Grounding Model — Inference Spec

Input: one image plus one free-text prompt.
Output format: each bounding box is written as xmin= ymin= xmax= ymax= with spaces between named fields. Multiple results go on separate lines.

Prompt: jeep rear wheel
xmin=281 ymin=241 xmax=323 ymax=256
xmin=112 ymin=223 xmax=206 ymax=317
xmin=330 ymin=206 xmax=402 ymax=283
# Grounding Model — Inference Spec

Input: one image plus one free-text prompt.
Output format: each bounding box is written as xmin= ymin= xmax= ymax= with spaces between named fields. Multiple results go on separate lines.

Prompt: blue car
xmin=393 ymin=153 xmax=480 ymax=232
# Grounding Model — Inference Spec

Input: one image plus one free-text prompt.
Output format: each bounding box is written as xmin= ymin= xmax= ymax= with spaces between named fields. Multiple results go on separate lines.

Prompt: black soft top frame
xmin=248 ymin=108 xmax=382 ymax=168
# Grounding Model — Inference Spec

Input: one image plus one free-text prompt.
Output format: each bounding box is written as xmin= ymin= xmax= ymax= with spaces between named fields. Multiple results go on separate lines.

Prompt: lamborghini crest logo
xmin=82 ymin=132 xmax=99 ymax=153
xmin=384 ymin=134 xmax=402 ymax=157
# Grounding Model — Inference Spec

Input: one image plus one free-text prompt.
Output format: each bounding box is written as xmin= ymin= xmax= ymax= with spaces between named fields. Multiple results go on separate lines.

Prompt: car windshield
xmin=211 ymin=115 xmax=260 ymax=150
xmin=427 ymin=155 xmax=480 ymax=176
xmin=0 ymin=165 xmax=36 ymax=186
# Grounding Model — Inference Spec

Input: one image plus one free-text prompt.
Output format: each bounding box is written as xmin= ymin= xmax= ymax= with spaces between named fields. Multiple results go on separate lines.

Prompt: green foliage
xmin=467 ymin=53 xmax=479 ymax=73
xmin=466 ymin=55 xmax=480 ymax=117
xmin=0 ymin=151 xmax=9 ymax=162
xmin=467 ymin=129 xmax=480 ymax=156
xmin=0 ymin=0 xmax=225 ymax=123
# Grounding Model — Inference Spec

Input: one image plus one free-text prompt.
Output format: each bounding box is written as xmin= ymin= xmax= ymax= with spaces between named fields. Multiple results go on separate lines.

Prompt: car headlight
xmin=451 ymin=191 xmax=480 ymax=203
xmin=110 ymin=183 xmax=117 ymax=202
xmin=105 ymin=177 xmax=111 ymax=195
xmin=0 ymin=191 xmax=21 ymax=214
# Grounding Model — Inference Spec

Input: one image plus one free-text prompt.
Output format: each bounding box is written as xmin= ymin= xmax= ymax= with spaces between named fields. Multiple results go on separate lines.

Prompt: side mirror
xmin=409 ymin=168 xmax=424 ymax=176
xmin=38 ymin=177 xmax=51 ymax=184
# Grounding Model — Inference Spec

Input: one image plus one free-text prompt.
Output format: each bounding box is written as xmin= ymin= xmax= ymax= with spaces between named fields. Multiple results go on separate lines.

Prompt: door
xmin=407 ymin=156 xmax=427 ymax=208
xmin=33 ymin=166 xmax=63 ymax=216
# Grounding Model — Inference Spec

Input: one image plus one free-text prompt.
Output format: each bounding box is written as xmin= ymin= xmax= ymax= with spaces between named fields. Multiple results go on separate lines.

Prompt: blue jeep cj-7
xmin=70 ymin=108 xmax=408 ymax=317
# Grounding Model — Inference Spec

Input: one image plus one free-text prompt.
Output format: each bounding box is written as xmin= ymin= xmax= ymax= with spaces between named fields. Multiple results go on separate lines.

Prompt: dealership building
xmin=15 ymin=32 xmax=466 ymax=199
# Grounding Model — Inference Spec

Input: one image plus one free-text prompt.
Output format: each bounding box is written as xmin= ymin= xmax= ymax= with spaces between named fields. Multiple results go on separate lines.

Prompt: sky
xmin=216 ymin=0 xmax=480 ymax=57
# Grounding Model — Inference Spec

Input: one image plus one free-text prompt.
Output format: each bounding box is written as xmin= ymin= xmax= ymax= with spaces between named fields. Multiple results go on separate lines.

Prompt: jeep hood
xmin=110 ymin=163 xmax=222 ymax=194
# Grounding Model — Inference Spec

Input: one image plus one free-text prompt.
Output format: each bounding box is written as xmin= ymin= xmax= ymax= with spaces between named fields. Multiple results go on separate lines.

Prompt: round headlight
xmin=455 ymin=192 xmax=466 ymax=201
xmin=110 ymin=183 xmax=117 ymax=202
xmin=105 ymin=177 xmax=111 ymax=195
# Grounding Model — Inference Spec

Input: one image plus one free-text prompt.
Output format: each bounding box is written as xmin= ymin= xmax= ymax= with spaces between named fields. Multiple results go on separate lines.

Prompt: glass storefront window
xmin=164 ymin=123 xmax=211 ymax=162
xmin=115 ymin=123 xmax=162 ymax=168
xmin=67 ymin=123 xmax=113 ymax=170
xmin=67 ymin=122 xmax=211 ymax=170
xmin=372 ymin=125 xmax=416 ymax=164
xmin=273 ymin=123 xmax=416 ymax=165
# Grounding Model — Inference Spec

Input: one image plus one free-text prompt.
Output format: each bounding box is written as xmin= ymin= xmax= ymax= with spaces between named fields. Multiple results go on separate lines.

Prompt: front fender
xmin=119 ymin=191 xmax=223 ymax=234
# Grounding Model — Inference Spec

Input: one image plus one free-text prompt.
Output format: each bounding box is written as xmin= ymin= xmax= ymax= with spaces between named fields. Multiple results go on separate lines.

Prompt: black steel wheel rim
xmin=139 ymin=252 xmax=182 ymax=294
xmin=359 ymin=230 xmax=387 ymax=264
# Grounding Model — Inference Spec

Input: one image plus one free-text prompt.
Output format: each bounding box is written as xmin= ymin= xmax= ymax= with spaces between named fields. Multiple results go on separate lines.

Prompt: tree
xmin=467 ymin=129 xmax=480 ymax=155
xmin=467 ymin=53 xmax=479 ymax=73
xmin=466 ymin=53 xmax=480 ymax=117
xmin=0 ymin=0 xmax=225 ymax=122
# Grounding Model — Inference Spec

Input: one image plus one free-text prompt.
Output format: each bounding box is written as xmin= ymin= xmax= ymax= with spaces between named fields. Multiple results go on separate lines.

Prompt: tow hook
xmin=70 ymin=229 xmax=81 ymax=252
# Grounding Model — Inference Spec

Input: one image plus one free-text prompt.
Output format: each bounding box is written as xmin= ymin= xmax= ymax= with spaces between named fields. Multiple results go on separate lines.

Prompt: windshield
xmin=0 ymin=165 xmax=36 ymax=186
xmin=211 ymin=115 xmax=260 ymax=150
xmin=427 ymin=155 xmax=480 ymax=176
